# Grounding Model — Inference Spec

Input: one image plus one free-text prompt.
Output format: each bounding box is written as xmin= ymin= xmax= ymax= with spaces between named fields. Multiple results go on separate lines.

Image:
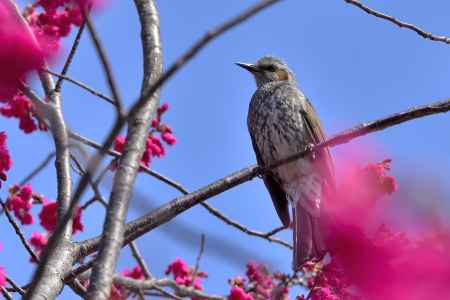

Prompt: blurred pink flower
xmin=229 ymin=287 xmax=254 ymax=300
xmin=0 ymin=1 xmax=45 ymax=99
xmin=0 ymin=132 xmax=11 ymax=188
xmin=122 ymin=266 xmax=145 ymax=280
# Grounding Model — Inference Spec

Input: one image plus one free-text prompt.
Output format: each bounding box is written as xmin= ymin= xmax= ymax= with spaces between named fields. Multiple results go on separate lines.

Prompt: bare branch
xmin=6 ymin=277 xmax=25 ymax=295
xmin=83 ymin=9 xmax=125 ymax=115
xmin=19 ymin=152 xmax=55 ymax=185
xmin=0 ymin=200 xmax=39 ymax=262
xmin=47 ymin=70 xmax=115 ymax=105
xmin=85 ymin=0 xmax=163 ymax=297
xmin=78 ymin=98 xmax=450 ymax=257
xmin=200 ymin=203 xmax=292 ymax=249
xmin=129 ymin=242 xmax=153 ymax=279
xmin=345 ymin=0 xmax=450 ymax=44
xmin=114 ymin=276 xmax=225 ymax=300
xmin=54 ymin=22 xmax=86 ymax=92
xmin=0 ymin=287 xmax=13 ymax=300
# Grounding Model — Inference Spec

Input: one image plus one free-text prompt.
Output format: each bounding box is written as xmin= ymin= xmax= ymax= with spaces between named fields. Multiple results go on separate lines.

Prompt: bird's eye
xmin=263 ymin=65 xmax=277 ymax=72
xmin=265 ymin=65 xmax=276 ymax=72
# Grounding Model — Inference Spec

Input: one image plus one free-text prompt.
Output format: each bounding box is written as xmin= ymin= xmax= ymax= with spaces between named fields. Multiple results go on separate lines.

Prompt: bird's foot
xmin=305 ymin=143 xmax=316 ymax=160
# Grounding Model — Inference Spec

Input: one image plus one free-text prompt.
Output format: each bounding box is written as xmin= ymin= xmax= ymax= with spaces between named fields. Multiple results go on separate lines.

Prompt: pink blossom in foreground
xmin=0 ymin=132 xmax=11 ymax=188
xmin=229 ymin=287 xmax=254 ymax=300
xmin=0 ymin=1 xmax=45 ymax=99
xmin=6 ymin=184 xmax=34 ymax=225
xmin=39 ymin=200 xmax=84 ymax=234
xmin=0 ymin=266 xmax=6 ymax=288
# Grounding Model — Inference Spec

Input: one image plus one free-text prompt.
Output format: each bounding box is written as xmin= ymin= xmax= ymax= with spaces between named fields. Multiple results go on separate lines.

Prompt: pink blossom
xmin=157 ymin=103 xmax=169 ymax=115
xmin=0 ymin=1 xmax=45 ymax=99
xmin=165 ymin=257 xmax=206 ymax=298
xmin=30 ymin=231 xmax=47 ymax=250
xmin=122 ymin=266 xmax=145 ymax=280
xmin=162 ymin=131 xmax=177 ymax=145
xmin=0 ymin=266 xmax=6 ymax=288
xmin=6 ymin=184 xmax=34 ymax=225
xmin=0 ymin=132 xmax=11 ymax=187
xmin=165 ymin=257 xmax=190 ymax=279
xmin=229 ymin=287 xmax=254 ymax=300
xmin=39 ymin=200 xmax=84 ymax=234
xmin=0 ymin=94 xmax=39 ymax=133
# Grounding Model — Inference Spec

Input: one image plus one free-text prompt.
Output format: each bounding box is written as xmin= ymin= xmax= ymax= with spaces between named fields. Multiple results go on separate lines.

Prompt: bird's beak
xmin=235 ymin=62 xmax=260 ymax=73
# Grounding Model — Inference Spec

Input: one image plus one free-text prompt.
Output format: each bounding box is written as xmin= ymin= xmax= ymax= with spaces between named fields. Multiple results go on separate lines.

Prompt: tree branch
xmin=83 ymin=10 xmax=125 ymax=115
xmin=0 ymin=200 xmax=39 ymax=262
xmin=345 ymin=0 xmax=450 ymax=44
xmin=46 ymin=70 xmax=115 ymax=105
xmin=114 ymin=276 xmax=225 ymax=300
xmin=85 ymin=1 xmax=162 ymax=297
xmin=77 ymin=98 xmax=450 ymax=257
xmin=54 ymin=22 xmax=86 ymax=92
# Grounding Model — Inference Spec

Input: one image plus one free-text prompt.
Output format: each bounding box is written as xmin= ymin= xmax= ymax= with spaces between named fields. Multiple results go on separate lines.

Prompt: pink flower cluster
xmin=112 ymin=103 xmax=177 ymax=170
xmin=0 ymin=1 xmax=49 ymax=133
xmin=0 ymin=132 xmax=11 ymax=188
xmin=4 ymin=183 xmax=84 ymax=261
xmin=0 ymin=0 xmax=101 ymax=133
xmin=112 ymin=266 xmax=145 ymax=299
xmin=6 ymin=184 xmax=34 ymax=225
xmin=165 ymin=257 xmax=207 ymax=298
xmin=228 ymin=262 xmax=289 ymax=300
xmin=39 ymin=200 xmax=84 ymax=234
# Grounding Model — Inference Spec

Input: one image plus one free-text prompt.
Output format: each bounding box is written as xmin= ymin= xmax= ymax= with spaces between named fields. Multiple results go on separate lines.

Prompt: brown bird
xmin=237 ymin=56 xmax=335 ymax=270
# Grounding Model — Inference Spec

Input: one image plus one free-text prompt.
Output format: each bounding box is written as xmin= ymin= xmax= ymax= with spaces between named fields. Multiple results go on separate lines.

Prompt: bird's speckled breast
xmin=248 ymin=81 xmax=318 ymax=191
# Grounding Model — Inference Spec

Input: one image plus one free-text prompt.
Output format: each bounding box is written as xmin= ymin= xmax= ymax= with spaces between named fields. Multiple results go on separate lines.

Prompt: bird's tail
xmin=292 ymin=201 xmax=326 ymax=271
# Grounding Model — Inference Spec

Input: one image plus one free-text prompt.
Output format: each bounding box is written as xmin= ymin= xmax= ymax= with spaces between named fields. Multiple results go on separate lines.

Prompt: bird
xmin=236 ymin=56 xmax=335 ymax=271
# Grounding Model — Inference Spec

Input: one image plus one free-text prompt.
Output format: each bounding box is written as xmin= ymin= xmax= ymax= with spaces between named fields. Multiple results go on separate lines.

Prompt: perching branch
xmin=345 ymin=0 xmax=450 ymax=44
xmin=77 ymin=98 xmax=450 ymax=257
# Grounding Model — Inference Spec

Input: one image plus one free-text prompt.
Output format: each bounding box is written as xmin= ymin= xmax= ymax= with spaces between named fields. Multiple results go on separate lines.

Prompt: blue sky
xmin=2 ymin=0 xmax=450 ymax=298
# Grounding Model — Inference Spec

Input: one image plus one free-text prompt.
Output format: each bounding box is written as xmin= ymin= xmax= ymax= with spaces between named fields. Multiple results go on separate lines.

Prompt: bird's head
xmin=236 ymin=56 xmax=296 ymax=88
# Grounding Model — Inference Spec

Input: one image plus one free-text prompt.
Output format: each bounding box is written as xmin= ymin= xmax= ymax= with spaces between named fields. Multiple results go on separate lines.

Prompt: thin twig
xmin=19 ymin=152 xmax=55 ymax=185
xmin=55 ymin=22 xmax=86 ymax=92
xmin=201 ymin=202 xmax=292 ymax=249
xmin=0 ymin=200 xmax=39 ymax=262
xmin=129 ymin=242 xmax=152 ymax=279
xmin=6 ymin=277 xmax=25 ymax=295
xmin=345 ymin=0 xmax=450 ymax=44
xmin=77 ymin=97 xmax=450 ymax=257
xmin=0 ymin=287 xmax=13 ymax=300
xmin=83 ymin=9 xmax=125 ymax=115
xmin=263 ymin=225 xmax=286 ymax=237
xmin=192 ymin=235 xmax=205 ymax=284
xmin=47 ymin=70 xmax=115 ymax=105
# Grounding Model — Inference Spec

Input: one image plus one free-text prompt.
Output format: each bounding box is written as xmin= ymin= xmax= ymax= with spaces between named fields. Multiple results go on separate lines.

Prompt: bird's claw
xmin=305 ymin=143 xmax=316 ymax=160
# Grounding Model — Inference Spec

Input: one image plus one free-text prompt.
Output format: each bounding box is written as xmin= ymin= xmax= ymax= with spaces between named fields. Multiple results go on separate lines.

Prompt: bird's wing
xmin=301 ymin=98 xmax=335 ymax=190
xmin=250 ymin=131 xmax=291 ymax=227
